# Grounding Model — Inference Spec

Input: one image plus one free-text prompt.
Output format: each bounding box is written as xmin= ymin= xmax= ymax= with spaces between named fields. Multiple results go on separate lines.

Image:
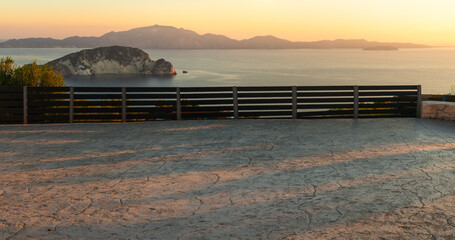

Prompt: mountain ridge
xmin=0 ymin=25 xmax=430 ymax=49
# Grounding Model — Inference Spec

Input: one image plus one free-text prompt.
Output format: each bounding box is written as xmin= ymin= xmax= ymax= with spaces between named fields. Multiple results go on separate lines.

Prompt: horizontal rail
xmin=28 ymin=94 xmax=70 ymax=99
xmin=0 ymin=108 xmax=24 ymax=114
xmin=127 ymin=107 xmax=176 ymax=112
xmin=127 ymin=100 xmax=177 ymax=106
xmin=237 ymin=86 xmax=292 ymax=91
xmin=359 ymin=85 xmax=419 ymax=90
xmin=182 ymin=106 xmax=233 ymax=112
xmin=181 ymin=93 xmax=233 ymax=98
xmin=127 ymin=113 xmax=176 ymax=118
xmin=0 ymin=116 xmax=23 ymax=122
xmin=182 ymin=112 xmax=233 ymax=118
xmin=75 ymin=94 xmax=122 ymax=99
xmin=296 ymin=86 xmax=354 ymax=91
xmin=238 ymin=92 xmax=291 ymax=98
xmin=239 ymin=111 xmax=293 ymax=117
xmin=0 ymin=93 xmax=23 ymax=100
xmin=297 ymin=92 xmax=354 ymax=97
xmin=0 ymin=87 xmax=23 ymax=93
xmin=180 ymin=87 xmax=233 ymax=92
xmin=359 ymin=97 xmax=417 ymax=102
xmin=298 ymin=110 xmax=354 ymax=117
xmin=239 ymin=105 xmax=292 ymax=110
xmin=73 ymin=87 xmax=122 ymax=92
xmin=126 ymin=93 xmax=177 ymax=99
xmin=297 ymin=98 xmax=354 ymax=103
xmin=239 ymin=98 xmax=292 ymax=104
xmin=0 ymin=100 xmax=24 ymax=107
xmin=358 ymin=91 xmax=417 ymax=96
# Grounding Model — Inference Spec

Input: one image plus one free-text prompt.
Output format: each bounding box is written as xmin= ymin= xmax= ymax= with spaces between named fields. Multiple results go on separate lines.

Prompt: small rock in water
xmin=183 ymin=70 xmax=188 ymax=74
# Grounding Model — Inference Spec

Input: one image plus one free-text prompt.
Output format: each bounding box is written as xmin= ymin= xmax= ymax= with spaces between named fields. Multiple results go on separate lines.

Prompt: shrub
xmin=0 ymin=57 xmax=65 ymax=87
xmin=0 ymin=56 xmax=17 ymax=86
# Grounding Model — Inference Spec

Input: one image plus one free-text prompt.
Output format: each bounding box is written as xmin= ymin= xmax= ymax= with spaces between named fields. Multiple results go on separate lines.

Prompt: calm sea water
xmin=1 ymin=48 xmax=454 ymax=94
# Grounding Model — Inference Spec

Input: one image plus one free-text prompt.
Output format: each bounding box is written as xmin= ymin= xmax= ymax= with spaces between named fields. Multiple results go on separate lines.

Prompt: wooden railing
xmin=0 ymin=85 xmax=421 ymax=124
xmin=422 ymin=94 xmax=455 ymax=102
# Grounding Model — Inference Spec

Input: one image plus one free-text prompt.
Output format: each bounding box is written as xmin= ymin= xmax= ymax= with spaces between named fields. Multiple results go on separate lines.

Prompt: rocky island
xmin=46 ymin=46 xmax=176 ymax=76
xmin=363 ymin=46 xmax=399 ymax=51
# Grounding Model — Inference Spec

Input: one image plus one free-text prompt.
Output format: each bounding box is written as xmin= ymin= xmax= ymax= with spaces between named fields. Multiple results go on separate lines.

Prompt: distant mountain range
xmin=0 ymin=25 xmax=430 ymax=49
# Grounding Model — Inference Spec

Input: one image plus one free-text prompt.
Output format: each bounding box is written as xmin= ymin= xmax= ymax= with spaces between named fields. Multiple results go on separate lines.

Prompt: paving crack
xmin=432 ymin=163 xmax=445 ymax=171
xmin=423 ymin=227 xmax=437 ymax=240
xmin=335 ymin=181 xmax=343 ymax=189
xmin=212 ymin=173 xmax=220 ymax=186
xmin=6 ymin=222 xmax=25 ymax=240
xmin=240 ymin=170 xmax=246 ymax=177
xmin=336 ymin=205 xmax=343 ymax=217
xmin=177 ymin=229 xmax=204 ymax=240
xmin=400 ymin=183 xmax=425 ymax=209
xmin=416 ymin=120 xmax=452 ymax=143
xmin=432 ymin=185 xmax=444 ymax=198
xmin=419 ymin=169 xmax=433 ymax=182
xmin=229 ymin=196 xmax=235 ymax=206
xmin=413 ymin=191 xmax=425 ymax=209
xmin=176 ymin=232 xmax=186 ymax=240
xmin=303 ymin=209 xmax=313 ymax=230
xmin=157 ymin=161 xmax=166 ymax=170
xmin=48 ymin=222 xmax=58 ymax=232
xmin=328 ymin=165 xmax=339 ymax=175
xmin=273 ymin=162 xmax=279 ymax=169
xmin=110 ymin=178 xmax=124 ymax=188
xmin=81 ymin=187 xmax=98 ymax=198
xmin=447 ymin=217 xmax=455 ymax=227
xmin=246 ymin=156 xmax=253 ymax=166
xmin=192 ymin=197 xmax=204 ymax=216
xmin=79 ymin=198 xmax=93 ymax=214
xmin=312 ymin=184 xmax=318 ymax=197
xmin=327 ymin=165 xmax=344 ymax=189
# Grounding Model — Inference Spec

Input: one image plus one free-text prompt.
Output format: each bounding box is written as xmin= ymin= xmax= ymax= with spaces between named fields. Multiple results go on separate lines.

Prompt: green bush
xmin=0 ymin=57 xmax=16 ymax=86
xmin=0 ymin=57 xmax=65 ymax=87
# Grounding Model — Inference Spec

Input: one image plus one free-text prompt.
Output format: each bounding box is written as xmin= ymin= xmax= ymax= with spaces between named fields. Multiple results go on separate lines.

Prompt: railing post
xmin=416 ymin=85 xmax=422 ymax=118
xmin=122 ymin=87 xmax=127 ymax=123
xmin=23 ymin=86 xmax=28 ymax=124
xmin=69 ymin=87 xmax=74 ymax=123
xmin=292 ymin=86 xmax=297 ymax=119
xmin=233 ymin=86 xmax=239 ymax=119
xmin=353 ymin=85 xmax=359 ymax=119
xmin=176 ymin=87 xmax=182 ymax=120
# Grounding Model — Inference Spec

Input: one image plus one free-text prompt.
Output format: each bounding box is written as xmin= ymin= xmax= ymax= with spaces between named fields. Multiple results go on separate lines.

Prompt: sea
xmin=1 ymin=48 xmax=454 ymax=94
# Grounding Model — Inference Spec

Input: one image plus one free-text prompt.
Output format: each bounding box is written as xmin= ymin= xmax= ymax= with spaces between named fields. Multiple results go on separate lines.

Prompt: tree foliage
xmin=0 ymin=56 xmax=16 ymax=86
xmin=0 ymin=57 xmax=65 ymax=87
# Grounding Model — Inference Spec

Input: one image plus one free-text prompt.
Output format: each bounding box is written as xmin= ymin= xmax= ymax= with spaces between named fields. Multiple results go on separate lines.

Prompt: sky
xmin=1 ymin=0 xmax=455 ymax=45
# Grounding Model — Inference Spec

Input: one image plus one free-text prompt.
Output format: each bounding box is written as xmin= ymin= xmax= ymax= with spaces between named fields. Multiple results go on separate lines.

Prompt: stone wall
xmin=421 ymin=101 xmax=455 ymax=121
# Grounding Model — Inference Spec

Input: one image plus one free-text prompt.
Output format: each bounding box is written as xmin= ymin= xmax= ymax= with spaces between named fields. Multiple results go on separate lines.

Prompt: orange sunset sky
xmin=1 ymin=0 xmax=455 ymax=45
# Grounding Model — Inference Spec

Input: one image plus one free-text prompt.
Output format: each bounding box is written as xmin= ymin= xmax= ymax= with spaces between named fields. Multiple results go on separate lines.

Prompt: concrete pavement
xmin=0 ymin=118 xmax=454 ymax=239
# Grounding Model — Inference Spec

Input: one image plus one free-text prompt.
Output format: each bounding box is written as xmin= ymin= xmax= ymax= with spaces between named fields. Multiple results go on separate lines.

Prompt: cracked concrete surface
xmin=0 ymin=118 xmax=454 ymax=239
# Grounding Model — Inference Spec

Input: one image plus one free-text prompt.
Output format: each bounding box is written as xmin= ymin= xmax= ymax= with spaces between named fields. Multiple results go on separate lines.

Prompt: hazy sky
xmin=1 ymin=0 xmax=455 ymax=45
